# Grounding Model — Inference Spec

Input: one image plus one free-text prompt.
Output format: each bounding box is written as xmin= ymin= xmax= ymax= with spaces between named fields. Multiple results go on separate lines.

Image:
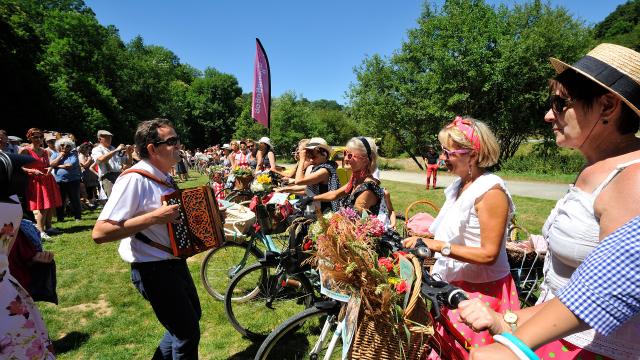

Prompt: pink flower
xmin=22 ymin=319 xmax=35 ymax=329
xmin=25 ymin=338 xmax=44 ymax=360
xmin=6 ymin=296 xmax=29 ymax=319
xmin=378 ymin=257 xmax=394 ymax=272
xmin=395 ymin=280 xmax=408 ymax=294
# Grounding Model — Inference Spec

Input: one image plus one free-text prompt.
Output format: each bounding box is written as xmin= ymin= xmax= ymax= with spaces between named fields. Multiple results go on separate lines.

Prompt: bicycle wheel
xmin=224 ymin=262 xmax=314 ymax=341
xmin=200 ymin=242 xmax=263 ymax=301
xmin=255 ymin=304 xmax=342 ymax=360
xmin=227 ymin=190 xmax=253 ymax=204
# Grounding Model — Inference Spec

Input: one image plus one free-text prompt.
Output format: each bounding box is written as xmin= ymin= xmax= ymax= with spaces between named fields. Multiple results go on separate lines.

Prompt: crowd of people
xmin=1 ymin=42 xmax=639 ymax=360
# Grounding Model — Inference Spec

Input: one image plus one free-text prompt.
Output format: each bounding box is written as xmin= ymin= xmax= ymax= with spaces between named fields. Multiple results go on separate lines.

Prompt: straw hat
xmin=550 ymin=43 xmax=640 ymax=117
xmin=305 ymin=137 xmax=332 ymax=155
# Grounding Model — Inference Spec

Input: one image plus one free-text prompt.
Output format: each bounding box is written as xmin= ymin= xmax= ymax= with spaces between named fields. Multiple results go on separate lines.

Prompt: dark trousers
xmin=131 ymin=259 xmax=201 ymax=360
xmin=56 ymin=180 xmax=82 ymax=221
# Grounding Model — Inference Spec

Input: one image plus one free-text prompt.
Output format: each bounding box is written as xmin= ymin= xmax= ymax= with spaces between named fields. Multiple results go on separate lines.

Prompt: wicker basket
xmin=349 ymin=255 xmax=433 ymax=359
xmin=233 ymin=174 xmax=254 ymax=190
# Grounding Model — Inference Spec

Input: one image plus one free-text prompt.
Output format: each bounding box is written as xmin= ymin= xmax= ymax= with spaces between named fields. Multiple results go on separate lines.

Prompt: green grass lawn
xmin=38 ymin=172 xmax=555 ymax=359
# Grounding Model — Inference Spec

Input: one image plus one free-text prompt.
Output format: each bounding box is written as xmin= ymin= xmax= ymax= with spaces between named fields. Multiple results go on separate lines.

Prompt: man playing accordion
xmin=92 ymin=118 xmax=201 ymax=360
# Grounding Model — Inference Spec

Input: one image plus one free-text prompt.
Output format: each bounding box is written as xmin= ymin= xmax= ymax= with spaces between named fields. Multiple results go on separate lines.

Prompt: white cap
xmin=97 ymin=130 xmax=113 ymax=137
xmin=258 ymin=137 xmax=272 ymax=148
xmin=222 ymin=143 xmax=231 ymax=150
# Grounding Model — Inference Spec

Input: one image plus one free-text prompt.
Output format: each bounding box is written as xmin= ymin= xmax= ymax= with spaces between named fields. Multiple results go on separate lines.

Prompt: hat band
xmin=574 ymin=55 xmax=640 ymax=111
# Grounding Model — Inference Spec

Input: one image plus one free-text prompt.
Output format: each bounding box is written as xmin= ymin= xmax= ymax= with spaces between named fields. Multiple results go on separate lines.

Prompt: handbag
xmin=30 ymin=260 xmax=59 ymax=304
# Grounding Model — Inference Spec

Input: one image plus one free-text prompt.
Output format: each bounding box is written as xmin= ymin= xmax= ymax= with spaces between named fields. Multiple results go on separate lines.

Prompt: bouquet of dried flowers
xmin=307 ymin=208 xmax=409 ymax=320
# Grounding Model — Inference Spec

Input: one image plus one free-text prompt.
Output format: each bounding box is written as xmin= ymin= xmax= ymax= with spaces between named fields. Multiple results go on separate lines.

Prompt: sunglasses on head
xmin=154 ymin=136 xmax=180 ymax=146
xmin=549 ymin=95 xmax=575 ymax=114
xmin=441 ymin=147 xmax=471 ymax=159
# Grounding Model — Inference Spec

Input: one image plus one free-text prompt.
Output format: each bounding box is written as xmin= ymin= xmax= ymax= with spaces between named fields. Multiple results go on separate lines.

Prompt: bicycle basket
xmin=255 ymin=202 xmax=289 ymax=235
xmin=349 ymin=255 xmax=433 ymax=360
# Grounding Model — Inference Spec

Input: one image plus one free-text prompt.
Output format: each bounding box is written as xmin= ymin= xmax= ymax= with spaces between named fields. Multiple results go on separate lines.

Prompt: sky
xmin=85 ymin=0 xmax=627 ymax=104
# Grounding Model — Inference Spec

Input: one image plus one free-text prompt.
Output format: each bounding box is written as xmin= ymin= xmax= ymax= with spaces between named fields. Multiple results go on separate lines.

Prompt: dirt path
xmin=380 ymin=170 xmax=568 ymax=201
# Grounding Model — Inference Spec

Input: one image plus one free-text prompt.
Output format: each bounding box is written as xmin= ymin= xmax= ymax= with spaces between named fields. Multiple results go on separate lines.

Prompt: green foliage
xmin=349 ymin=0 xmax=593 ymax=163
xmin=594 ymin=0 xmax=640 ymax=50
xmin=500 ymin=141 xmax=584 ymax=175
xmin=379 ymin=132 xmax=404 ymax=157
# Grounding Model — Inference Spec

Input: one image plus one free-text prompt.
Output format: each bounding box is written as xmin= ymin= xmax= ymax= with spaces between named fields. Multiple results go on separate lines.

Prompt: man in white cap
xmin=91 ymin=129 xmax=132 ymax=197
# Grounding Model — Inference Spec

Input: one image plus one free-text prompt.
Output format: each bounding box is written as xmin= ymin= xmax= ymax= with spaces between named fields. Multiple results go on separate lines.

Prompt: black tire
xmin=255 ymin=304 xmax=341 ymax=360
xmin=224 ymin=262 xmax=314 ymax=341
xmin=226 ymin=190 xmax=253 ymax=204
xmin=200 ymin=242 xmax=263 ymax=301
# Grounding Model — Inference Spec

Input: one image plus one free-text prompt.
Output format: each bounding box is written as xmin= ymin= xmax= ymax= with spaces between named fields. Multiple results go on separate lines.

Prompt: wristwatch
xmin=440 ymin=242 xmax=452 ymax=256
xmin=503 ymin=310 xmax=518 ymax=333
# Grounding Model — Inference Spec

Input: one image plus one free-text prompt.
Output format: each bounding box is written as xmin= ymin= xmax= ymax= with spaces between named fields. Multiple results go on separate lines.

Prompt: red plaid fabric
xmin=212 ymin=181 xmax=225 ymax=201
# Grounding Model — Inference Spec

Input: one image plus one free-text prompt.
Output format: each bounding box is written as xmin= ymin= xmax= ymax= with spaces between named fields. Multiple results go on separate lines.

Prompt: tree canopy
xmin=349 ymin=0 xmax=593 ymax=165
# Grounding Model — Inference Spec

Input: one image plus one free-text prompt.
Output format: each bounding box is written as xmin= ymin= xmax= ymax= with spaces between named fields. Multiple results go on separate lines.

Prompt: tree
xmin=183 ymin=67 xmax=242 ymax=148
xmin=594 ymin=0 xmax=640 ymax=50
xmin=349 ymin=0 xmax=592 ymax=163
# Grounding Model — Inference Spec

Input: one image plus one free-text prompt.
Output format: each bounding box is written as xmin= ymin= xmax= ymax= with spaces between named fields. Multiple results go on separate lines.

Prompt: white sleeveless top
xmin=539 ymin=159 xmax=640 ymax=359
xmin=430 ymin=173 xmax=515 ymax=283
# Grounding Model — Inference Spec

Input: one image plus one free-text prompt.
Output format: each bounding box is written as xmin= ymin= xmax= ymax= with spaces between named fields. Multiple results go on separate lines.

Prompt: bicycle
xmin=199 ymin=174 xmax=296 ymax=300
xmin=254 ymin=243 xmax=469 ymax=360
xmin=223 ymin=214 xmax=319 ymax=341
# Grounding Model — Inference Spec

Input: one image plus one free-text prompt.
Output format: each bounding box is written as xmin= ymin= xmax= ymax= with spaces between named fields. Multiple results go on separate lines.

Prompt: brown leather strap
xmin=134 ymin=232 xmax=175 ymax=255
xmin=121 ymin=169 xmax=178 ymax=256
xmin=121 ymin=168 xmax=172 ymax=187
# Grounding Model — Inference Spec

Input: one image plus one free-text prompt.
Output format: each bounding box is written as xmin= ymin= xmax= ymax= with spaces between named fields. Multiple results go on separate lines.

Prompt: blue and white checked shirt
xmin=557 ymin=216 xmax=640 ymax=336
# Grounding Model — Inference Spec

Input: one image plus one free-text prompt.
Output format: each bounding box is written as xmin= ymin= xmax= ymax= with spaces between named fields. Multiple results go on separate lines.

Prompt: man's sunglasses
xmin=154 ymin=136 xmax=180 ymax=146
xmin=549 ymin=95 xmax=574 ymax=114
xmin=441 ymin=147 xmax=471 ymax=159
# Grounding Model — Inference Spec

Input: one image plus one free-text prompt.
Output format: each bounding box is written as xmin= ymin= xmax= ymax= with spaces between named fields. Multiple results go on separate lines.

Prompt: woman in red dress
xmin=20 ymin=128 xmax=62 ymax=240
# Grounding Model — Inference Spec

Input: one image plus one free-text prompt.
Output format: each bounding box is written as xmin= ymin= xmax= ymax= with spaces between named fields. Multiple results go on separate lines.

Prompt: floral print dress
xmin=1 ymin=197 xmax=55 ymax=359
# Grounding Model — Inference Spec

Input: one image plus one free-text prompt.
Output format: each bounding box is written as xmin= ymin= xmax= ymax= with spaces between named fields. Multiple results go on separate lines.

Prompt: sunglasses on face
xmin=441 ymin=147 xmax=471 ymax=159
xmin=344 ymin=151 xmax=367 ymax=161
xmin=549 ymin=95 xmax=575 ymax=114
xmin=154 ymin=136 xmax=180 ymax=146
xmin=31 ymin=136 xmax=43 ymax=139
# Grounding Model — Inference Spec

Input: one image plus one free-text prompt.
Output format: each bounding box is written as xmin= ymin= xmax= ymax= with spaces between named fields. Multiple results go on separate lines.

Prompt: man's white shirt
xmin=91 ymin=144 xmax=124 ymax=177
xmin=97 ymin=159 xmax=178 ymax=263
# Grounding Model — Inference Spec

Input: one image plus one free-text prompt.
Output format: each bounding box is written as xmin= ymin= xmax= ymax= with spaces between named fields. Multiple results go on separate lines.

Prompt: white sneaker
xmin=40 ymin=232 xmax=52 ymax=241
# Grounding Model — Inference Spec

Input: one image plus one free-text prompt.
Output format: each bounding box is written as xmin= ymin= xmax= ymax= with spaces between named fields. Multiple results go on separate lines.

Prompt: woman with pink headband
xmin=403 ymin=116 xmax=519 ymax=358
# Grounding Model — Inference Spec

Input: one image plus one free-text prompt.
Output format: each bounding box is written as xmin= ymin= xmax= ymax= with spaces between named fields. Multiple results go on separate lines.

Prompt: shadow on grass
xmin=58 ymin=224 xmax=95 ymax=233
xmin=53 ymin=331 xmax=90 ymax=354
xmin=228 ymin=333 xmax=312 ymax=359
xmin=227 ymin=340 xmax=263 ymax=359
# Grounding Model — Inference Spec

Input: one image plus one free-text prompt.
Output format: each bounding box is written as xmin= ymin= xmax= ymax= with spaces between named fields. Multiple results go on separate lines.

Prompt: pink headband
xmin=446 ymin=116 xmax=480 ymax=151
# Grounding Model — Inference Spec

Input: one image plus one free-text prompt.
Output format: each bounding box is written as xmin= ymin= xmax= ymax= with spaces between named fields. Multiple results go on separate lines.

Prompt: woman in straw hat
xmin=460 ymin=43 xmax=640 ymax=360
xmin=292 ymin=137 xmax=341 ymax=213
xmin=298 ymin=137 xmax=390 ymax=222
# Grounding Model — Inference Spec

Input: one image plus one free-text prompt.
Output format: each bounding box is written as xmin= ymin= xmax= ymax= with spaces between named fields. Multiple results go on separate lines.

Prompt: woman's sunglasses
xmin=154 ymin=136 xmax=180 ymax=146
xmin=344 ymin=151 xmax=366 ymax=160
xmin=549 ymin=95 xmax=574 ymax=114
xmin=441 ymin=147 xmax=471 ymax=159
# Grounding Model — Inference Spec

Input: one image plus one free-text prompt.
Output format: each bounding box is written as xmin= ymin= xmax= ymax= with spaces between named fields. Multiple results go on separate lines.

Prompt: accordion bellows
xmin=163 ymin=186 xmax=224 ymax=258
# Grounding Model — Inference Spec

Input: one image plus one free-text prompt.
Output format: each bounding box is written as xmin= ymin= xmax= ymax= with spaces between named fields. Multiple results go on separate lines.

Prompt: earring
xmin=468 ymin=163 xmax=473 ymax=178
xmin=602 ymin=118 xmax=609 ymax=125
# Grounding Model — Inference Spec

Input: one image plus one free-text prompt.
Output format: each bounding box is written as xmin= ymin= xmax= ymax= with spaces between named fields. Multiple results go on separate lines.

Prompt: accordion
xmin=162 ymin=186 xmax=225 ymax=258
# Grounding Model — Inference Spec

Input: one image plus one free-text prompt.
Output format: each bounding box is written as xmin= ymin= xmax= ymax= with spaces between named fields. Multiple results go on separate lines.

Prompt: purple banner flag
xmin=252 ymin=38 xmax=271 ymax=129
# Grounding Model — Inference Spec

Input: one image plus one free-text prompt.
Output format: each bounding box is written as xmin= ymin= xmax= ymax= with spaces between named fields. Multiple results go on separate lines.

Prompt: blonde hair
xmin=345 ymin=136 xmax=378 ymax=173
xmin=438 ymin=117 xmax=500 ymax=168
